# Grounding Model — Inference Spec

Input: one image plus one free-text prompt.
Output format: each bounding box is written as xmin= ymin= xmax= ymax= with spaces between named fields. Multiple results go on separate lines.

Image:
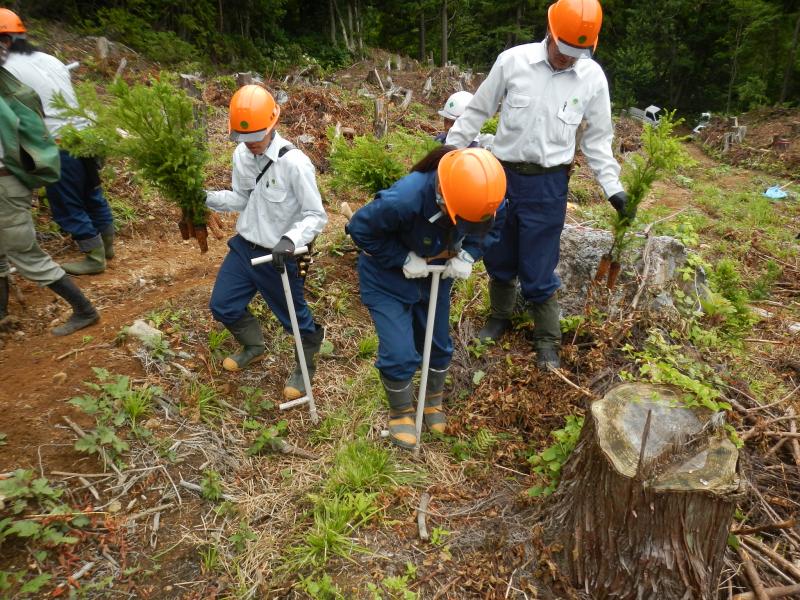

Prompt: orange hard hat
xmin=228 ymin=85 xmax=280 ymax=142
xmin=437 ymin=148 xmax=506 ymax=234
xmin=547 ymin=0 xmax=603 ymax=59
xmin=0 ymin=8 xmax=26 ymax=35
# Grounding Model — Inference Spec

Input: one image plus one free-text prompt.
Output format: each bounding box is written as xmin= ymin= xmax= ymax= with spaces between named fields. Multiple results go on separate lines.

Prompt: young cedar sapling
xmin=55 ymin=75 xmax=217 ymax=252
xmin=595 ymin=111 xmax=689 ymax=289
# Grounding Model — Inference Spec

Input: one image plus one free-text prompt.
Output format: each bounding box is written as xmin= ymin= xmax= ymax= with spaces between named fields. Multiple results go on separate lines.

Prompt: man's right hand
xmin=402 ymin=252 xmax=428 ymax=279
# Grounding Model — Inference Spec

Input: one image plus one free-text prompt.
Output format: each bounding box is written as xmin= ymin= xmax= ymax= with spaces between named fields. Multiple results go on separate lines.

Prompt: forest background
xmin=9 ymin=0 xmax=800 ymax=117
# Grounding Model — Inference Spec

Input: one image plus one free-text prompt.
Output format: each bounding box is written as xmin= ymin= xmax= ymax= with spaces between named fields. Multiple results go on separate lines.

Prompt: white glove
xmin=403 ymin=252 xmax=429 ymax=279
xmin=443 ymin=250 xmax=475 ymax=280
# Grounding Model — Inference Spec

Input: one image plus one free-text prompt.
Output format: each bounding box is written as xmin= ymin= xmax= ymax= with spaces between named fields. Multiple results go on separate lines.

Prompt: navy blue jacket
xmin=346 ymin=170 xmax=503 ymax=271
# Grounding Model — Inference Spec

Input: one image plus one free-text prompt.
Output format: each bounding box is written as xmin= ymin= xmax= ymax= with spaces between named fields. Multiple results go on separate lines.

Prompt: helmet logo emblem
xmin=240 ymin=120 xmax=249 ymax=129
xmin=578 ymin=35 xmax=587 ymax=44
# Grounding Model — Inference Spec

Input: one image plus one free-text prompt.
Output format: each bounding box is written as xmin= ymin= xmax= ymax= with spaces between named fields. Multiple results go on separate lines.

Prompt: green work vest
xmin=0 ymin=66 xmax=61 ymax=188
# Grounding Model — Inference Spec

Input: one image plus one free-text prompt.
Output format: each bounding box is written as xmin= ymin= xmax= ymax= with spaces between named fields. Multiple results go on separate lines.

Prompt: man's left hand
xmin=272 ymin=237 xmax=295 ymax=272
xmin=443 ymin=250 xmax=475 ymax=280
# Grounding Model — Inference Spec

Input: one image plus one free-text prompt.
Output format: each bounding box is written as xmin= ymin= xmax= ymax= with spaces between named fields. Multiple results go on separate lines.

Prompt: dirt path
xmin=0 ymin=219 xmax=228 ymax=473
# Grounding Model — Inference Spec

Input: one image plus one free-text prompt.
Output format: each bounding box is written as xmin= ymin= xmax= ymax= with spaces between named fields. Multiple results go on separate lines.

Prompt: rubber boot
xmin=101 ymin=225 xmax=115 ymax=260
xmin=47 ymin=275 xmax=100 ymax=336
xmin=0 ymin=276 xmax=8 ymax=321
xmin=62 ymin=235 xmax=106 ymax=275
xmin=477 ymin=279 xmax=517 ymax=343
xmin=222 ymin=313 xmax=266 ymax=371
xmin=528 ymin=294 xmax=562 ymax=370
xmin=283 ymin=325 xmax=324 ymax=400
xmin=422 ymin=367 xmax=448 ymax=434
xmin=381 ymin=374 xmax=416 ymax=450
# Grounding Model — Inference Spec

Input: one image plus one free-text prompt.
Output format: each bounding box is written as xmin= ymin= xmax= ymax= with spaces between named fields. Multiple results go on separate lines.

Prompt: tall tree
xmin=441 ymin=0 xmax=448 ymax=66
xmin=780 ymin=9 xmax=800 ymax=104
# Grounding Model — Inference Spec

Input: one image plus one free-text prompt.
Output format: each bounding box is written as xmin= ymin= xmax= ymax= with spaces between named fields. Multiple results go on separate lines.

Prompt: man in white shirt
xmin=446 ymin=0 xmax=628 ymax=370
xmin=206 ymin=85 xmax=328 ymax=400
xmin=0 ymin=10 xmax=114 ymax=276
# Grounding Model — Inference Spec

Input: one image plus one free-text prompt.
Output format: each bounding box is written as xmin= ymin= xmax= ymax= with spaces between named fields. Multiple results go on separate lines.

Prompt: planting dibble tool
xmin=381 ymin=265 xmax=446 ymax=456
xmin=250 ymin=246 xmax=319 ymax=424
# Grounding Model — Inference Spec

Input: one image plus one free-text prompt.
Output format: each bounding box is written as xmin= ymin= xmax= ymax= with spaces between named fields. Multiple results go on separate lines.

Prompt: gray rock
xmin=555 ymin=226 xmax=690 ymax=316
xmin=555 ymin=225 xmax=614 ymax=315
xmin=127 ymin=319 xmax=163 ymax=347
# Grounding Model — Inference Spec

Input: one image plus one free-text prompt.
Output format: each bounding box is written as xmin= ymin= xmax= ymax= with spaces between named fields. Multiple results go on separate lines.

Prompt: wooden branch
xmin=548 ymin=366 xmax=597 ymax=400
xmin=742 ymin=536 xmax=800 ymax=580
xmin=732 ymin=584 xmax=800 ymax=600
xmin=127 ymin=503 xmax=174 ymax=522
xmin=737 ymin=546 xmax=770 ymax=600
xmin=733 ymin=518 xmax=797 ymax=536
xmin=787 ymin=408 xmax=800 ymax=467
xmin=635 ymin=409 xmax=653 ymax=480
xmin=417 ymin=492 xmax=431 ymax=541
xmin=270 ymin=438 xmax=317 ymax=460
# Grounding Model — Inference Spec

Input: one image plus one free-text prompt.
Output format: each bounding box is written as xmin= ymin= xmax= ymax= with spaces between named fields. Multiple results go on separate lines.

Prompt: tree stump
xmin=373 ymin=98 xmax=388 ymax=139
xmin=236 ymin=72 xmax=253 ymax=87
xmin=772 ymin=135 xmax=790 ymax=153
xmin=544 ymin=383 xmax=741 ymax=600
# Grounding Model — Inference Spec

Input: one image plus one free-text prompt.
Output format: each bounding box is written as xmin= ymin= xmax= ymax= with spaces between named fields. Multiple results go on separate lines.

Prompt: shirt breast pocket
xmin=551 ymin=106 xmax=584 ymax=145
xmin=501 ymin=92 xmax=531 ymax=132
xmin=262 ymin=182 xmax=293 ymax=220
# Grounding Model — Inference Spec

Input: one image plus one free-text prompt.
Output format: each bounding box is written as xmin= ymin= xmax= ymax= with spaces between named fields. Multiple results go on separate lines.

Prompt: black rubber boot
xmin=477 ymin=279 xmax=517 ymax=343
xmin=0 ymin=276 xmax=8 ymax=321
xmin=381 ymin=374 xmax=416 ymax=450
xmin=422 ymin=367 xmax=448 ymax=434
xmin=283 ymin=325 xmax=325 ymax=400
xmin=47 ymin=275 xmax=100 ymax=336
xmin=101 ymin=226 xmax=115 ymax=260
xmin=528 ymin=294 xmax=562 ymax=370
xmin=222 ymin=313 xmax=266 ymax=371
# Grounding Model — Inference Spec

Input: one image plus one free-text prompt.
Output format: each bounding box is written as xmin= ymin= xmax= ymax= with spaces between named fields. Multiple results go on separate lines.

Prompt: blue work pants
xmin=45 ymin=151 xmax=113 ymax=242
xmin=358 ymin=255 xmax=453 ymax=381
xmin=483 ymin=168 xmax=568 ymax=303
xmin=209 ymin=234 xmax=316 ymax=335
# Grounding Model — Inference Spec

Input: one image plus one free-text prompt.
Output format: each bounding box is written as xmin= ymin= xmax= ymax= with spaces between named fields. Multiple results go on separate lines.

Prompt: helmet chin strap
xmin=430 ymin=175 xmax=447 ymax=223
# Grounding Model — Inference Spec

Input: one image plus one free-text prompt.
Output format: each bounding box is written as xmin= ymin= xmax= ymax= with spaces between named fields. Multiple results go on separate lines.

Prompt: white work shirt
xmin=447 ymin=41 xmax=623 ymax=198
xmin=4 ymin=51 xmax=89 ymax=138
xmin=206 ymin=131 xmax=327 ymax=249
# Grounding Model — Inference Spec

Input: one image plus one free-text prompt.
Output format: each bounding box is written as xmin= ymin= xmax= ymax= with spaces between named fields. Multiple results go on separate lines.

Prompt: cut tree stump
xmin=544 ymin=383 xmax=741 ymax=600
xmin=373 ymin=98 xmax=388 ymax=139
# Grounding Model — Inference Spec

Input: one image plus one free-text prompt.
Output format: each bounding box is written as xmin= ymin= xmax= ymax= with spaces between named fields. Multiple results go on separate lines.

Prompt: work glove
xmin=442 ymin=249 xmax=475 ymax=280
xmin=271 ymin=237 xmax=295 ymax=272
xmin=607 ymin=191 xmax=634 ymax=222
xmin=403 ymin=252 xmax=429 ymax=279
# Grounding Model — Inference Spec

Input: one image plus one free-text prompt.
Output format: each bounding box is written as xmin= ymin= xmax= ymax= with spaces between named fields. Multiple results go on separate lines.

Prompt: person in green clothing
xmin=0 ymin=37 xmax=99 ymax=335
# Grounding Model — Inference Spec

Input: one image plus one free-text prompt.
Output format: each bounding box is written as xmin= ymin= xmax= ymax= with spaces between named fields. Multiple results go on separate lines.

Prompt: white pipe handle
xmin=250 ymin=245 xmax=309 ymax=266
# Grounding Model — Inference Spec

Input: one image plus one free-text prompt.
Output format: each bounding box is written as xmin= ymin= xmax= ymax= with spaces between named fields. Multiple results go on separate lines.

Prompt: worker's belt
xmin=245 ymin=240 xmax=272 ymax=253
xmin=500 ymin=160 xmax=571 ymax=176
xmin=0 ymin=167 xmax=13 ymax=177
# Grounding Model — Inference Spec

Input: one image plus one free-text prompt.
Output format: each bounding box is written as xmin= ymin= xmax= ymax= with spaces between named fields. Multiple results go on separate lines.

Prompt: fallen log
xmin=732 ymin=584 xmax=800 ymax=600
xmin=544 ymin=383 xmax=741 ymax=600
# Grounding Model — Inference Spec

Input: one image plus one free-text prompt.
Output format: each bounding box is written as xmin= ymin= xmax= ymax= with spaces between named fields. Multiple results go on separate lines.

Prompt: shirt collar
xmin=264 ymin=130 xmax=287 ymax=161
xmin=528 ymin=40 xmax=583 ymax=78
